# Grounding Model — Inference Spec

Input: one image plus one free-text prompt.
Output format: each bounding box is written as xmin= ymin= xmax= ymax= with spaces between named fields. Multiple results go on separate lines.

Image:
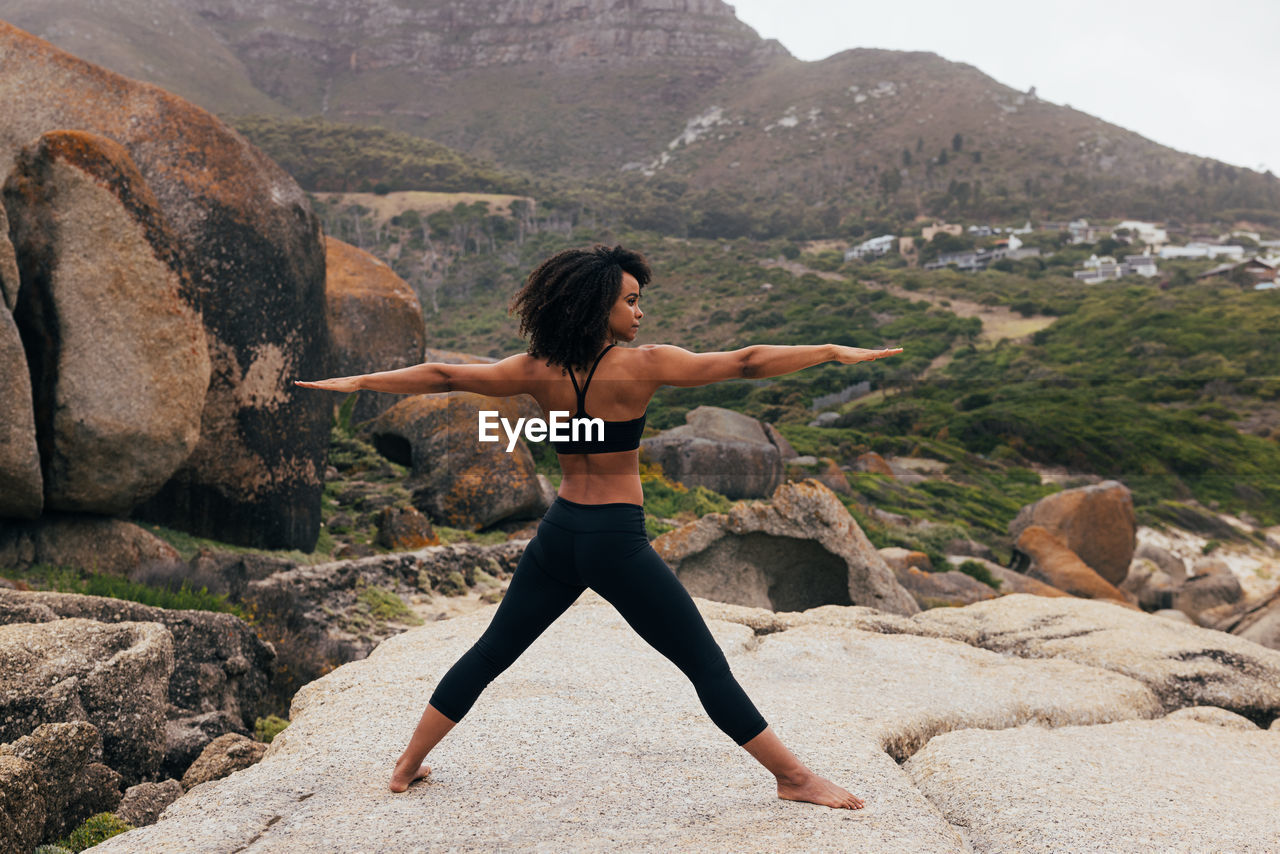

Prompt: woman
xmin=296 ymin=245 xmax=901 ymax=810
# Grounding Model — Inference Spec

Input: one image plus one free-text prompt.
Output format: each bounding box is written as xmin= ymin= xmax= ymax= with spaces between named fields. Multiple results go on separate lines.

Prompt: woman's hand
xmin=833 ymin=345 xmax=903 ymax=364
xmin=294 ymin=376 xmax=363 ymax=393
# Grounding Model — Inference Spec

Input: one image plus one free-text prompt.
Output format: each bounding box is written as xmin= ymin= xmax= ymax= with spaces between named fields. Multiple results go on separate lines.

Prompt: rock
xmin=115 ymin=778 xmax=183 ymax=828
xmin=762 ymin=422 xmax=797 ymax=460
xmin=640 ymin=405 xmax=782 ymax=499
xmin=0 ymin=754 xmax=44 ymax=854
xmin=367 ymin=392 xmax=543 ymax=529
xmin=178 ymin=548 xmax=297 ymax=601
xmin=4 ymin=130 xmax=210 ymax=515
xmin=0 ymin=202 xmax=17 ymax=311
xmin=1015 ymin=525 xmax=1139 ymax=609
xmin=1163 ymin=705 xmax=1260 ymax=730
xmin=808 ymin=410 xmax=840 ymax=427
xmin=892 ymin=565 xmax=999 ymax=608
xmin=0 ymin=619 xmax=172 ymax=784
xmin=1118 ymin=558 xmax=1175 ymax=612
xmin=0 ymin=23 xmax=331 ymax=549
xmin=879 ymin=547 xmax=933 ymax=572
xmin=180 ymin=732 xmax=267 ymax=791
xmin=162 ymin=710 xmax=251 ymax=782
xmin=375 ymin=506 xmax=438 ymax=551
xmin=852 ymin=451 xmax=895 ymax=476
xmin=0 ymin=299 xmax=41 ymax=519
xmin=1010 ymin=480 xmax=1136 ymax=585
xmin=88 ymin=593 xmax=1177 ymax=854
xmin=654 ymin=479 xmax=918 ymax=614
xmin=1135 ymin=541 xmax=1187 ymax=583
xmin=1153 ymin=608 xmax=1196 ymax=625
xmin=943 ymin=537 xmax=997 ymax=562
xmin=324 ymin=236 xmax=426 ymax=426
xmin=0 ymin=516 xmax=179 ymax=576
xmin=785 ymin=455 xmax=849 ymax=494
xmin=902 ymin=717 xmax=1280 ymax=853
xmin=334 ymin=542 xmax=377 ymax=560
xmin=0 ymin=590 xmax=273 ymax=747
xmin=903 ymin=594 xmax=1280 ymax=724
xmin=945 ymin=555 xmax=1072 ymax=598
xmin=0 ymin=593 xmax=57 ymax=623
xmin=0 ymin=721 xmax=122 ymax=841
xmin=1190 ymin=556 xmax=1232 ymax=577
xmin=1172 ymin=573 xmax=1244 ymax=625
xmin=1229 ymin=587 xmax=1280 ymax=651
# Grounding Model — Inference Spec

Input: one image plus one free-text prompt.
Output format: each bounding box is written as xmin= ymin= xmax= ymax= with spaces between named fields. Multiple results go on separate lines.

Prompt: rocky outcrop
xmin=0 ymin=22 xmax=330 ymax=549
xmin=87 ymin=593 xmax=1280 ymax=853
xmin=323 ymin=236 xmax=426 ymax=425
xmin=0 ymin=298 xmax=40 ymax=519
xmin=943 ymin=555 xmax=1072 ymax=598
xmin=0 ymin=721 xmax=122 ymax=844
xmin=641 ymin=405 xmax=784 ymax=499
xmin=0 ymin=516 xmax=180 ymax=576
xmin=1016 ymin=525 xmax=1139 ymax=609
xmin=0 ymin=203 xmax=17 ymax=310
xmin=1229 ymin=587 xmax=1280 ymax=651
xmin=1010 ymin=480 xmax=1136 ymax=585
xmin=654 ymin=479 xmax=918 ymax=614
xmin=0 ymin=590 xmax=275 ymax=730
xmin=0 ymin=618 xmax=173 ymax=784
xmin=180 ymin=732 xmax=267 ymax=791
xmin=891 ymin=565 xmax=999 ymax=608
xmin=4 ymin=130 xmax=210 ymax=515
xmin=367 ymin=392 xmax=545 ymax=529
xmin=115 ymin=778 xmax=183 ymax=828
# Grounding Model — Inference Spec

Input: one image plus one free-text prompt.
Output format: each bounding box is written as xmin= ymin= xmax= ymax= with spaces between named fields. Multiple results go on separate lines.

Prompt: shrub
xmin=255 ymin=714 xmax=290 ymax=743
xmin=357 ymin=585 xmax=422 ymax=624
xmin=957 ymin=559 xmax=1002 ymax=590
xmin=58 ymin=813 xmax=133 ymax=852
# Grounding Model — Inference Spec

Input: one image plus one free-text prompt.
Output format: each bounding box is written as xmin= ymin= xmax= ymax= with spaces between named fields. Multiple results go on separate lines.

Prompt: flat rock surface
xmin=87 ymin=591 xmax=1280 ymax=853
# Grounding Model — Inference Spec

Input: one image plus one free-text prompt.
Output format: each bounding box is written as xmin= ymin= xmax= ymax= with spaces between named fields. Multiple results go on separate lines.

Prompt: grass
xmin=0 ymin=563 xmax=247 ymax=618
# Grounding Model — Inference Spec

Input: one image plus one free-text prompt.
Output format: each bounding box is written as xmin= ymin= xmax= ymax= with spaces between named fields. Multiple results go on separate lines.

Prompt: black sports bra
xmin=548 ymin=344 xmax=647 ymax=454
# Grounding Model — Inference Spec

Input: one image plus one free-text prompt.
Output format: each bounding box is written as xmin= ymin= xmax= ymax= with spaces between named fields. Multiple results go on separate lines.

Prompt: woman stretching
xmin=296 ymin=245 xmax=901 ymax=810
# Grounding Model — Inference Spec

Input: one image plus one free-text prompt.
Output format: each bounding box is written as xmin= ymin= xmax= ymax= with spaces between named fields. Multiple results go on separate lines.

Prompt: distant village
xmin=844 ymin=219 xmax=1280 ymax=290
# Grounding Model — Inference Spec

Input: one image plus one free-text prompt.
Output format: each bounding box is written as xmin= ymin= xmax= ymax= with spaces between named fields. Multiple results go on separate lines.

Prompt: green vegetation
xmin=356 ymin=584 xmax=423 ymax=625
xmin=956 ymin=559 xmax=1002 ymax=590
xmin=255 ymin=714 xmax=290 ymax=744
xmin=55 ymin=813 xmax=133 ymax=852
xmin=0 ymin=563 xmax=245 ymax=618
xmin=640 ymin=461 xmax=735 ymax=537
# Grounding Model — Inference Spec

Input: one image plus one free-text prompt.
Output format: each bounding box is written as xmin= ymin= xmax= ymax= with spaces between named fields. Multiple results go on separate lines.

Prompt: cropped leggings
xmin=429 ymin=497 xmax=768 ymax=746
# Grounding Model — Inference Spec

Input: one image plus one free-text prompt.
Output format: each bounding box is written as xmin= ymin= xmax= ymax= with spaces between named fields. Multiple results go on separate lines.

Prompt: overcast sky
xmin=729 ymin=0 xmax=1279 ymax=174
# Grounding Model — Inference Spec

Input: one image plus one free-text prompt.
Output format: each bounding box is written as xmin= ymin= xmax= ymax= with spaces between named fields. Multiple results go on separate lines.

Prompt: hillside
xmin=3 ymin=1 xmax=1277 ymax=225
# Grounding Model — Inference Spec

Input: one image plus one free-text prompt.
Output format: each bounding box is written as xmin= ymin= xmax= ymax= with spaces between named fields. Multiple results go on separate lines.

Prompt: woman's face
xmin=607 ymin=272 xmax=643 ymax=343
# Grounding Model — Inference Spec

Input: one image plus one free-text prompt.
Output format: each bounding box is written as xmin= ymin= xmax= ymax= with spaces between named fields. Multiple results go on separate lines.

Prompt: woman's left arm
xmin=295 ymin=354 xmax=533 ymax=397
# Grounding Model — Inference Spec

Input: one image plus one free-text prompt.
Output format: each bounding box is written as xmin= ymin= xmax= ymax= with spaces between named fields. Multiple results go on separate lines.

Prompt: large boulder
xmin=115 ymin=778 xmax=183 ymax=828
xmin=1228 ymin=587 xmax=1280 ymax=651
xmin=367 ymin=392 xmax=544 ymax=529
xmin=324 ymin=236 xmax=426 ymax=425
xmin=0 ymin=515 xmax=180 ymax=576
xmin=0 ymin=202 xmax=17 ymax=311
xmin=891 ymin=565 xmax=999 ymax=609
xmin=1010 ymin=480 xmax=1136 ymax=585
xmin=0 ymin=721 xmax=122 ymax=843
xmin=654 ymin=479 xmax=919 ymax=615
xmin=0 ymin=753 xmax=44 ymax=853
xmin=1015 ymin=525 xmax=1140 ymax=609
xmin=0 ymin=22 xmax=329 ymax=549
xmin=641 ymin=405 xmax=783 ymax=499
xmin=943 ymin=555 xmax=1073 ymax=598
xmin=0 ymin=298 xmax=40 ymax=519
xmin=85 ymin=594 xmax=1280 ymax=853
xmin=4 ymin=130 xmax=210 ymax=515
xmin=0 ymin=590 xmax=275 ymax=737
xmin=0 ymin=618 xmax=173 ymax=784
xmin=180 ymin=732 xmax=267 ymax=791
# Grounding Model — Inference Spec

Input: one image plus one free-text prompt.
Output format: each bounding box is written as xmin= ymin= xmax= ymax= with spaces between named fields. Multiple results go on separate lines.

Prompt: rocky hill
xmin=4 ymin=1 xmax=1277 ymax=223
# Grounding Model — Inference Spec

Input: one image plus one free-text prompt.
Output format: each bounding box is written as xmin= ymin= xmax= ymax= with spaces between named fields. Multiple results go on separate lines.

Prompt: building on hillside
xmin=1196 ymin=257 xmax=1277 ymax=284
xmin=898 ymin=236 xmax=919 ymax=266
xmin=922 ymin=222 xmax=963 ymax=242
xmin=1114 ymin=220 xmax=1168 ymax=247
xmin=1068 ymin=219 xmax=1109 ymax=244
xmin=922 ymin=243 xmax=1041 ymax=272
xmin=1011 ymin=221 xmax=1034 ymax=235
xmin=967 ymin=224 xmax=994 ymax=237
xmin=844 ymin=234 xmax=896 ymax=260
xmin=1073 ymin=253 xmax=1159 ymax=283
xmin=1159 ymin=243 xmax=1246 ymax=261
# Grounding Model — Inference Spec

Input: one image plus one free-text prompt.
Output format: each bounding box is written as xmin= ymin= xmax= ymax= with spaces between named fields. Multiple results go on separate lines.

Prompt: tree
xmin=952 ymin=133 xmax=964 ymax=152
xmin=938 ymin=149 xmax=949 ymax=166
xmin=902 ymin=148 xmax=912 ymax=167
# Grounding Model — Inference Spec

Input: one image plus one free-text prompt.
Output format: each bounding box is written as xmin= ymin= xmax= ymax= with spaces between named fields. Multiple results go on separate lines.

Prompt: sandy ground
xmin=313 ymin=190 xmax=532 ymax=222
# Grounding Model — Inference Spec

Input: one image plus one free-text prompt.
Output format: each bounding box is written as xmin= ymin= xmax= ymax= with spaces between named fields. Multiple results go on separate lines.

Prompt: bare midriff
xmin=555 ymin=449 xmax=644 ymax=505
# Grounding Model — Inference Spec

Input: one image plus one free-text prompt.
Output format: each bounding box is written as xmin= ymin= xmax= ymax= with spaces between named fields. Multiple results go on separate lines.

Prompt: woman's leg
xmin=584 ymin=535 xmax=864 ymax=809
xmin=391 ymin=535 xmax=584 ymax=792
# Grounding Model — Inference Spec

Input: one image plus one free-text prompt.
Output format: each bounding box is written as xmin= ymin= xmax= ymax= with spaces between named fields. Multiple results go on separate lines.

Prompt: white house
xmin=1159 ymin=243 xmax=1246 ymax=261
xmin=1074 ymin=253 xmax=1158 ymax=282
xmin=844 ymin=234 xmax=896 ymax=261
xmin=1114 ymin=220 xmax=1168 ymax=247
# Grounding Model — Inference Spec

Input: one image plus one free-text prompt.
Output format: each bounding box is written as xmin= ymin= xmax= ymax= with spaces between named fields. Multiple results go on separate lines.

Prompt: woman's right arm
xmin=642 ymin=343 xmax=901 ymax=388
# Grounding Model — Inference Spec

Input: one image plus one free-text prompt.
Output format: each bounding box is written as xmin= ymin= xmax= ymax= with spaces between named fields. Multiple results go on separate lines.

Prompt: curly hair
xmin=510 ymin=244 xmax=651 ymax=370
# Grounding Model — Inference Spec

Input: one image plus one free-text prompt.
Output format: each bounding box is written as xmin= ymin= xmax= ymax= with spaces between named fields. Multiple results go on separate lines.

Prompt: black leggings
xmin=429 ymin=497 xmax=768 ymax=746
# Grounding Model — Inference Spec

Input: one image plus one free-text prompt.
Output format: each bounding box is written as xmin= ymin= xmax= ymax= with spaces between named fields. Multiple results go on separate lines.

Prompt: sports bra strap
xmin=566 ymin=344 xmax=615 ymax=415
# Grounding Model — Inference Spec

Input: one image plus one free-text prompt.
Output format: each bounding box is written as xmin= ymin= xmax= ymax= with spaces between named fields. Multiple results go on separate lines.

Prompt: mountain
xmin=3 ymin=0 xmax=1276 ymax=224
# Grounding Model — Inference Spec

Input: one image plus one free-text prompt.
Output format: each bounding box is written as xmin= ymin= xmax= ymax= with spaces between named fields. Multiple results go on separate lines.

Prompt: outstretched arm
xmin=294 ymin=354 xmax=534 ymax=397
xmin=643 ymin=343 xmax=902 ymax=388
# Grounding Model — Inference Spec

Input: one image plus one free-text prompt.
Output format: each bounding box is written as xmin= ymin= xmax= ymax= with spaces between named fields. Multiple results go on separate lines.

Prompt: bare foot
xmin=389 ymin=760 xmax=432 ymax=793
xmin=777 ymin=771 xmax=865 ymax=810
